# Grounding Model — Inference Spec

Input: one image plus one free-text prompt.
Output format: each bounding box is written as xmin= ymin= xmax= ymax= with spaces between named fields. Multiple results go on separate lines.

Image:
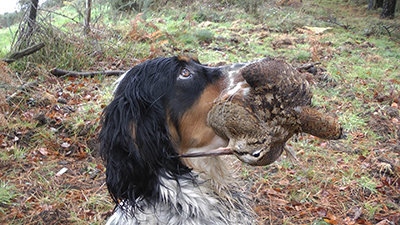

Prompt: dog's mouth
xmin=179 ymin=147 xmax=234 ymax=157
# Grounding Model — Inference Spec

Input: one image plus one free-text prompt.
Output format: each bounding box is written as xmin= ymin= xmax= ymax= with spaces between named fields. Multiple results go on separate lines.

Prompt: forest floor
xmin=0 ymin=0 xmax=399 ymax=224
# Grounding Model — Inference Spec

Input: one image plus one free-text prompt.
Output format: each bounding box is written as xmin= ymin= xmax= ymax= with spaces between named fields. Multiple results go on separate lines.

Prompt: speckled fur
xmin=106 ymin=172 xmax=256 ymax=225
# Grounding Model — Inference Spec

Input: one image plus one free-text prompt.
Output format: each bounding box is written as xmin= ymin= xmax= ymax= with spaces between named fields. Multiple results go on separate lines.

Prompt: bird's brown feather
xmin=207 ymin=58 xmax=343 ymax=166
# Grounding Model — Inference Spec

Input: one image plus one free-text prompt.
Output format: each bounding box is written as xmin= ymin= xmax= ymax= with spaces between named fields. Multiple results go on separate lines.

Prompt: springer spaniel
xmin=99 ymin=56 xmax=257 ymax=224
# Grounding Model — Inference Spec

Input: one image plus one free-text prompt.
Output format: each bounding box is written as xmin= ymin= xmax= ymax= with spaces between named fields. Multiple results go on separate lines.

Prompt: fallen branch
xmin=2 ymin=42 xmax=45 ymax=63
xmin=50 ymin=68 xmax=126 ymax=78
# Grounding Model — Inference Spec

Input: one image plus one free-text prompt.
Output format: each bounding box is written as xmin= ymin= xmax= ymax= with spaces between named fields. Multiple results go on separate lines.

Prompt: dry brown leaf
xmin=376 ymin=219 xmax=390 ymax=225
xmin=270 ymin=197 xmax=289 ymax=206
xmin=37 ymin=148 xmax=49 ymax=156
xmin=315 ymin=207 xmax=327 ymax=217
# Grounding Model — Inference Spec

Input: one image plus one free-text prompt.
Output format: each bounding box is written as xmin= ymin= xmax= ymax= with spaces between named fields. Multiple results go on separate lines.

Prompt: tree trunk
xmin=28 ymin=0 xmax=39 ymax=32
xmin=84 ymin=0 xmax=92 ymax=34
xmin=368 ymin=0 xmax=384 ymax=10
xmin=380 ymin=0 xmax=397 ymax=18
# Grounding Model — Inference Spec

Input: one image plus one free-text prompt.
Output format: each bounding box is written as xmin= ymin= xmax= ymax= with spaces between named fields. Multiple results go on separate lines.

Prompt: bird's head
xmin=228 ymin=135 xmax=285 ymax=166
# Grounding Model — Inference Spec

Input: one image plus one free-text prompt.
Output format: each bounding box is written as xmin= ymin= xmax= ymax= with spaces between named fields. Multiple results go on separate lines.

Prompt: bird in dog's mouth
xmin=180 ymin=58 xmax=344 ymax=166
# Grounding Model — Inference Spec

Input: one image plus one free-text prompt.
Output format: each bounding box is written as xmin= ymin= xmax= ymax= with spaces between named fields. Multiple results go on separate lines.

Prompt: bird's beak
xmin=180 ymin=147 xmax=234 ymax=157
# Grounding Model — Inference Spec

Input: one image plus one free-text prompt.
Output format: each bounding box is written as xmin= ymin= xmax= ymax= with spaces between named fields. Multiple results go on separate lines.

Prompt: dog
xmin=99 ymin=56 xmax=257 ymax=224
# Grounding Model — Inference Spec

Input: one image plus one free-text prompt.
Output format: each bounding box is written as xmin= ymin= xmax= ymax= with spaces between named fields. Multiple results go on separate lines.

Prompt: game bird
xmin=183 ymin=58 xmax=344 ymax=166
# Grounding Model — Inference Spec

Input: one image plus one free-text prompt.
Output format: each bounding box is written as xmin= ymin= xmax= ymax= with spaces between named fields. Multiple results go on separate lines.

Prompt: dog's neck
xmin=180 ymin=136 xmax=234 ymax=195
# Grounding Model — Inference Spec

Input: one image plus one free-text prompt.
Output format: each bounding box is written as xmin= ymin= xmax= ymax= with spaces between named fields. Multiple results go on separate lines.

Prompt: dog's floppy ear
xmin=99 ymin=57 xmax=191 ymax=207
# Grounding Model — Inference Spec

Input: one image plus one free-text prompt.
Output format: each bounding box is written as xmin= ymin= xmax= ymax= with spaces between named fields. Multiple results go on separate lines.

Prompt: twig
xmin=50 ymin=68 xmax=126 ymax=78
xmin=382 ymin=25 xmax=392 ymax=37
xmin=39 ymin=8 xmax=80 ymax=24
xmin=81 ymin=190 xmax=89 ymax=202
xmin=6 ymin=81 xmax=38 ymax=102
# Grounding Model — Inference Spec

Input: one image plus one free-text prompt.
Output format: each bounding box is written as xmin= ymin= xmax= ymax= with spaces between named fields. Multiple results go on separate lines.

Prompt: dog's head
xmin=99 ymin=56 xmax=242 ymax=207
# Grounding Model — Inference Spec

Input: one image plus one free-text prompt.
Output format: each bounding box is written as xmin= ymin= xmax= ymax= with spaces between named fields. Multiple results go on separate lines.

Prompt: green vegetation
xmin=0 ymin=0 xmax=399 ymax=224
xmin=0 ymin=181 xmax=20 ymax=214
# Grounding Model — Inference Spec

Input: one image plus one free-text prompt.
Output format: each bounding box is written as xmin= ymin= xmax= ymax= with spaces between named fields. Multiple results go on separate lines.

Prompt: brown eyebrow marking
xmin=177 ymin=55 xmax=199 ymax=63
xmin=177 ymin=55 xmax=191 ymax=62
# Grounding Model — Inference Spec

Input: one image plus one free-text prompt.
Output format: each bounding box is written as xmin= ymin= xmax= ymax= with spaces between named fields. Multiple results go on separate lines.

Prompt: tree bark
xmin=84 ymin=0 xmax=92 ymax=34
xmin=380 ymin=0 xmax=397 ymax=18
xmin=28 ymin=0 xmax=39 ymax=33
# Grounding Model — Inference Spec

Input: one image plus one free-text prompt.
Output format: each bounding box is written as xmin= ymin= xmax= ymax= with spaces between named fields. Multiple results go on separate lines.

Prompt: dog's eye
xmin=178 ymin=68 xmax=192 ymax=79
xmin=252 ymin=150 xmax=261 ymax=158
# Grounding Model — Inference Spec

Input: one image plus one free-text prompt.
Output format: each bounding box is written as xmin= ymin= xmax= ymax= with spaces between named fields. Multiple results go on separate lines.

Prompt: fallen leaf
xmin=316 ymin=207 xmax=327 ymax=217
xmin=325 ymin=213 xmax=338 ymax=224
xmin=61 ymin=142 xmax=71 ymax=148
xmin=75 ymin=151 xmax=87 ymax=159
xmin=96 ymin=164 xmax=104 ymax=170
xmin=320 ymin=142 xmax=328 ymax=148
xmin=279 ymin=179 xmax=290 ymax=186
xmin=254 ymin=205 xmax=268 ymax=215
xmin=352 ymin=206 xmax=362 ymax=220
xmin=343 ymin=217 xmax=356 ymax=225
xmin=290 ymin=199 xmax=302 ymax=206
xmin=339 ymin=186 xmax=349 ymax=191
xmin=264 ymin=189 xmax=285 ymax=197
xmin=84 ymin=95 xmax=91 ymax=100
xmin=270 ymin=197 xmax=289 ymax=206
xmin=37 ymin=148 xmax=49 ymax=156
xmin=376 ymin=219 xmax=390 ymax=225
xmin=273 ymin=188 xmax=282 ymax=192
xmin=323 ymin=218 xmax=338 ymax=224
